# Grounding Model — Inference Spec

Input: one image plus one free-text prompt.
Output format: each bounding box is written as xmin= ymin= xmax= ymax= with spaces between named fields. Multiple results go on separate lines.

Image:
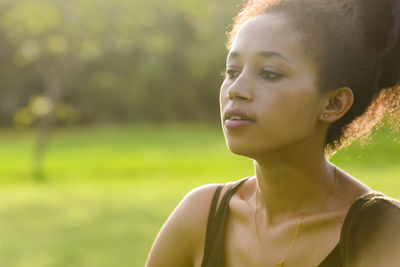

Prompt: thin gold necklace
xmin=254 ymin=167 xmax=338 ymax=267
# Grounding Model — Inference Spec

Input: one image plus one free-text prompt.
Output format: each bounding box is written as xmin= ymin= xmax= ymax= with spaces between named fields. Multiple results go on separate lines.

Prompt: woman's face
xmin=220 ymin=13 xmax=324 ymax=158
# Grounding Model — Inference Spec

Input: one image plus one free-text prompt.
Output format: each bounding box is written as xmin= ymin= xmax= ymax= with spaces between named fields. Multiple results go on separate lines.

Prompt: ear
xmin=319 ymin=87 xmax=354 ymax=122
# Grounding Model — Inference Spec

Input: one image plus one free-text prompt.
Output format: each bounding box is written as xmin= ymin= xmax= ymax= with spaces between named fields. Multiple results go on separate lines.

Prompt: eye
xmin=225 ymin=68 xmax=240 ymax=80
xmin=259 ymin=70 xmax=283 ymax=81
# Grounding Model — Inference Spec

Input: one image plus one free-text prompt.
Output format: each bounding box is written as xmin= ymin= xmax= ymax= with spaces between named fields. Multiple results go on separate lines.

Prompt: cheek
xmin=276 ymin=78 xmax=320 ymax=116
xmin=258 ymin=86 xmax=320 ymax=128
xmin=219 ymin=83 xmax=229 ymax=106
xmin=288 ymin=90 xmax=318 ymax=115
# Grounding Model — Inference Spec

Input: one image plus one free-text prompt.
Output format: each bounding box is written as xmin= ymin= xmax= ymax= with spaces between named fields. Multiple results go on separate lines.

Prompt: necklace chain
xmin=254 ymin=167 xmax=339 ymax=267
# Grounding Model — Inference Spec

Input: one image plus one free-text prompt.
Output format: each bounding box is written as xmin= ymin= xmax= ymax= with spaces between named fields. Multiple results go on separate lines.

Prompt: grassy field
xmin=0 ymin=123 xmax=399 ymax=267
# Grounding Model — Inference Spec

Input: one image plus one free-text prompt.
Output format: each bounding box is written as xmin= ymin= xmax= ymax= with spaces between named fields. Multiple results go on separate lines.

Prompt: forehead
xmin=229 ymin=13 xmax=309 ymax=64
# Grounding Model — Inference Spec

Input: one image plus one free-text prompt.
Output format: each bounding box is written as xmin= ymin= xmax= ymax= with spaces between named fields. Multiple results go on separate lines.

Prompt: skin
xmin=220 ymin=13 xmax=359 ymax=225
xmin=146 ymin=13 xmax=399 ymax=267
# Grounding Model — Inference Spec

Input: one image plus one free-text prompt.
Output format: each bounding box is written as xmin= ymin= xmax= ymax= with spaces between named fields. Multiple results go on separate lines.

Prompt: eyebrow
xmin=228 ymin=51 xmax=290 ymax=62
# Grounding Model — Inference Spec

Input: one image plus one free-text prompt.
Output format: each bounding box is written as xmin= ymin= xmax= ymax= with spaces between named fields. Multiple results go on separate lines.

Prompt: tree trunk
xmin=32 ymin=69 xmax=63 ymax=181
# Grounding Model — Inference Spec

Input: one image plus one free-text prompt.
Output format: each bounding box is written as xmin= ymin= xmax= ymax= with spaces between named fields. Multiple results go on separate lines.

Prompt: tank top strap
xmin=201 ymin=177 xmax=250 ymax=267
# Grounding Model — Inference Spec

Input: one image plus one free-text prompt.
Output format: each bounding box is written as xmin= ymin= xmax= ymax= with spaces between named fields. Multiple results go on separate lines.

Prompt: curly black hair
xmin=227 ymin=0 xmax=400 ymax=155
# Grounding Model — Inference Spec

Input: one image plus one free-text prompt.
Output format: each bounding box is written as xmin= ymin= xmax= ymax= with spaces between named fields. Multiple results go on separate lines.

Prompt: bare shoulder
xmin=145 ymin=182 xmax=229 ymax=267
xmin=334 ymin=167 xmax=372 ymax=207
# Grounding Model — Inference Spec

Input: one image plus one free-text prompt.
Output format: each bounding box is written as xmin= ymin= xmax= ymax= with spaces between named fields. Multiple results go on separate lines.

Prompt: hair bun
xmin=359 ymin=0 xmax=400 ymax=89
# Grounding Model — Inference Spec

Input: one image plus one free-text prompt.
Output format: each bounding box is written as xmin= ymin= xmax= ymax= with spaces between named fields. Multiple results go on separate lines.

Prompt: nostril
xmin=228 ymin=91 xmax=250 ymax=101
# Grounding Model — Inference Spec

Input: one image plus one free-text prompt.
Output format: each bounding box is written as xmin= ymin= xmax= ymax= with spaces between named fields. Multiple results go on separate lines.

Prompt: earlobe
xmin=319 ymin=87 xmax=354 ymax=122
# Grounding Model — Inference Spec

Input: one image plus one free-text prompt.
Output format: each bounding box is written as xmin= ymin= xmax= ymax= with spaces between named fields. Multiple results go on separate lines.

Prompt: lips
xmin=224 ymin=108 xmax=255 ymax=122
xmin=223 ymin=108 xmax=255 ymax=129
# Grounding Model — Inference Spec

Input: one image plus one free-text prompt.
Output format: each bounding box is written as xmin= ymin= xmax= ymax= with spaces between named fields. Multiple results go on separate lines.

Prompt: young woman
xmin=146 ymin=0 xmax=400 ymax=266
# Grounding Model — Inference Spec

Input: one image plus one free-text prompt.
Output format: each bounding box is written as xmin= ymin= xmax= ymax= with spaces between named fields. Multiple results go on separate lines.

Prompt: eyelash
xmin=259 ymin=70 xmax=283 ymax=81
xmin=223 ymin=68 xmax=283 ymax=81
xmin=225 ymin=69 xmax=240 ymax=79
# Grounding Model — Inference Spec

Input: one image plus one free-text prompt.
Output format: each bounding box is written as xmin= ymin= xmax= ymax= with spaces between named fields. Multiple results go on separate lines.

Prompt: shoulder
xmin=341 ymin=192 xmax=400 ymax=266
xmin=145 ymin=182 xmax=231 ymax=267
xmin=343 ymin=192 xmax=400 ymax=230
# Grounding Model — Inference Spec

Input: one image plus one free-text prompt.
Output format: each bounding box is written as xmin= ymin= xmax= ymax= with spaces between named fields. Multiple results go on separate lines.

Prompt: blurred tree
xmin=0 ymin=0 xmax=147 ymax=179
xmin=0 ymin=0 xmax=242 ymax=179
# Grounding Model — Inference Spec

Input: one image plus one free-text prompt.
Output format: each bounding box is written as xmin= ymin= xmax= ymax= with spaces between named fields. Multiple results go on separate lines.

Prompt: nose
xmin=227 ymin=73 xmax=253 ymax=101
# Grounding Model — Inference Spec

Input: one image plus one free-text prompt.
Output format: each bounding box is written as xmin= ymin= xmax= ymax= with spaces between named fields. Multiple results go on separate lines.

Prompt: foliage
xmin=0 ymin=0 xmax=242 ymax=126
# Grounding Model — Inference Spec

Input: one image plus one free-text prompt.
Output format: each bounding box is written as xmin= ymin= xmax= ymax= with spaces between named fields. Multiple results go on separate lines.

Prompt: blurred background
xmin=0 ymin=0 xmax=399 ymax=266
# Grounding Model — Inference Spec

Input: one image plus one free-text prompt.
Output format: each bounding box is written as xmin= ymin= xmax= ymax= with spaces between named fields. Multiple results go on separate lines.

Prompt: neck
xmin=253 ymin=148 xmax=337 ymax=226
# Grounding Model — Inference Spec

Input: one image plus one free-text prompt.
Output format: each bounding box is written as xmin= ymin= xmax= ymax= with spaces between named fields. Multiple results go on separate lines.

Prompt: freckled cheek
xmin=259 ymin=88 xmax=318 ymax=120
xmin=257 ymin=90 xmax=293 ymax=111
xmin=285 ymin=91 xmax=320 ymax=124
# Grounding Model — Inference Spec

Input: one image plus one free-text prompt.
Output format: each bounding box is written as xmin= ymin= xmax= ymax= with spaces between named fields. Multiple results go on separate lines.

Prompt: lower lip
xmin=224 ymin=119 xmax=254 ymax=129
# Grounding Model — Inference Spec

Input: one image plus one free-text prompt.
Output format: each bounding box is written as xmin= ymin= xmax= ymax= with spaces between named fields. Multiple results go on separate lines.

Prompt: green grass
xmin=0 ymin=123 xmax=399 ymax=267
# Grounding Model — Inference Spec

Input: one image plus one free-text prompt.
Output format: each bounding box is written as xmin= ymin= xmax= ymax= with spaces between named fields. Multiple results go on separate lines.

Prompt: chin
xmin=226 ymin=140 xmax=259 ymax=159
xmin=226 ymin=137 xmax=295 ymax=160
